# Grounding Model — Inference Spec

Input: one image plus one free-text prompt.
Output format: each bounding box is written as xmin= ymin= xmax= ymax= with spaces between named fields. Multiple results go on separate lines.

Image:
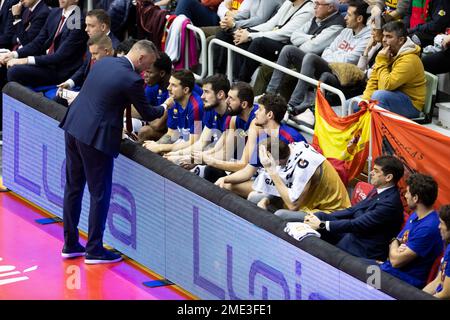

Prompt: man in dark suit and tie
xmin=57 ymin=8 xmax=119 ymax=91
xmin=59 ymin=40 xmax=167 ymax=264
xmin=0 ymin=0 xmax=87 ymax=86
xmin=0 ymin=0 xmax=19 ymax=48
xmin=8 ymin=0 xmax=51 ymax=49
xmin=304 ymin=155 xmax=405 ymax=261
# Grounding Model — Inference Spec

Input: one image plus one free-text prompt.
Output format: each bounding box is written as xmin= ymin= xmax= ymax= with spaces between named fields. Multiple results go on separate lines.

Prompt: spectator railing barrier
xmin=207 ymin=38 xmax=348 ymax=135
xmin=1 ymin=82 xmax=435 ymax=300
xmin=186 ymin=24 xmax=207 ymax=80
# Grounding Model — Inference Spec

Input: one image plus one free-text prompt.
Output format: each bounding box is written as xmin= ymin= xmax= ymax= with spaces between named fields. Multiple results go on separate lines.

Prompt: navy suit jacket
xmin=317 ymin=186 xmax=404 ymax=260
xmin=9 ymin=0 xmax=50 ymax=48
xmin=0 ymin=0 xmax=19 ymax=47
xmin=59 ymin=56 xmax=165 ymax=157
xmin=17 ymin=7 xmax=87 ymax=73
xmin=70 ymin=32 xmax=120 ymax=88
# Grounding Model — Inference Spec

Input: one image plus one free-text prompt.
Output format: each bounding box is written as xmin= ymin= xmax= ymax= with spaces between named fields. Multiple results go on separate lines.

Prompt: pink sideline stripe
xmin=0 ymin=193 xmax=190 ymax=300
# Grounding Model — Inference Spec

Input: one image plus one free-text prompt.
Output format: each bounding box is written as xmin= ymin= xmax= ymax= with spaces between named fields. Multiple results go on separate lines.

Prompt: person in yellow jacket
xmin=362 ymin=20 xmax=426 ymax=118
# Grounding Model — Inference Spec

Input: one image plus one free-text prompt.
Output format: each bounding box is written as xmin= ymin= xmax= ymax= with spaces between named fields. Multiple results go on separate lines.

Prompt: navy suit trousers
xmin=7 ymin=64 xmax=76 ymax=87
xmin=63 ymin=132 xmax=114 ymax=256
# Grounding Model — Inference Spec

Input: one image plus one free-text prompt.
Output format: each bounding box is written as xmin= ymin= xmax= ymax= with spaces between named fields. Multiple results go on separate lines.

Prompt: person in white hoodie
xmin=267 ymin=0 xmax=371 ymax=127
xmin=233 ymin=0 xmax=315 ymax=82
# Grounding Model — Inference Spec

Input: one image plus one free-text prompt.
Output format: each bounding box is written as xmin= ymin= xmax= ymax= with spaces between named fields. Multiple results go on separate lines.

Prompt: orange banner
xmin=371 ymin=107 xmax=450 ymax=209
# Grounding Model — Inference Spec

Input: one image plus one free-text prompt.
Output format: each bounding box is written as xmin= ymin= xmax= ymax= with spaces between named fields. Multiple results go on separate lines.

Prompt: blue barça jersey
xmin=381 ymin=211 xmax=443 ymax=288
xmin=144 ymin=84 xmax=169 ymax=106
xmin=167 ymin=92 xmax=204 ymax=141
xmin=233 ymin=104 xmax=258 ymax=132
xmin=250 ymin=124 xmax=307 ymax=167
xmin=436 ymin=245 xmax=450 ymax=293
xmin=203 ymin=108 xmax=230 ymax=143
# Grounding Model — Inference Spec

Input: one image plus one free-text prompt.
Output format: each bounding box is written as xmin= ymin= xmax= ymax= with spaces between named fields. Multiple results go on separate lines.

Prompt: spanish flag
xmin=312 ymin=88 xmax=371 ymax=183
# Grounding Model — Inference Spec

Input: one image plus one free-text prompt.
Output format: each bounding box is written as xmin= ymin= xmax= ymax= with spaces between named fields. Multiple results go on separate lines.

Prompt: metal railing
xmin=185 ymin=24 xmax=208 ymax=80
xmin=207 ymin=38 xmax=348 ymax=134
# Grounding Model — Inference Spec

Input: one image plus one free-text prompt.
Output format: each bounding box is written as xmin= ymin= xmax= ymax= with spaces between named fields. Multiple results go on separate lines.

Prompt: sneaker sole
xmin=61 ymin=252 xmax=86 ymax=258
xmin=84 ymin=257 xmax=123 ymax=265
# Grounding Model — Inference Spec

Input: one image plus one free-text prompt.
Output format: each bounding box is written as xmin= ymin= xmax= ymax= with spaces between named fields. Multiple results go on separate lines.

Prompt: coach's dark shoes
xmin=85 ymin=250 xmax=123 ymax=265
xmin=61 ymin=243 xmax=86 ymax=258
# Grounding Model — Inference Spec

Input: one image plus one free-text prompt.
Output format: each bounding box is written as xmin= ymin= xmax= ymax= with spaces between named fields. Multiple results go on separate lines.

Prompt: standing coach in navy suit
xmin=0 ymin=0 xmax=87 ymax=86
xmin=59 ymin=40 xmax=166 ymax=264
xmin=304 ymin=155 xmax=405 ymax=261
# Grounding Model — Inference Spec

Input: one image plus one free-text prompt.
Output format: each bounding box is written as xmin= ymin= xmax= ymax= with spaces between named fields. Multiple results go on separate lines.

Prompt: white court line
xmin=0 ymin=271 xmax=21 ymax=278
xmin=0 ymin=276 xmax=29 ymax=286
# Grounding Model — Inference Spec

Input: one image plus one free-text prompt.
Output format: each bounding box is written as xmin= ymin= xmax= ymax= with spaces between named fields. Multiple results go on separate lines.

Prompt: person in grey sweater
xmin=254 ymin=0 xmax=345 ymax=96
xmin=213 ymin=0 xmax=283 ymax=74
xmin=233 ymin=0 xmax=315 ymax=82
xmin=267 ymin=0 xmax=371 ymax=127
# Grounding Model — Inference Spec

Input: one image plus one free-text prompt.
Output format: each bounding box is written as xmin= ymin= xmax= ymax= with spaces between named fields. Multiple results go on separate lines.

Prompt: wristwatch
xmin=319 ymin=222 xmax=326 ymax=230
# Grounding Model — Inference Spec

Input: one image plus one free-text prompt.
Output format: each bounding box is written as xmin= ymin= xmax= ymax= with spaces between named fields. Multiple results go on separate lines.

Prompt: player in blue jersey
xmin=214 ymin=93 xmax=306 ymax=198
xmin=424 ymin=204 xmax=450 ymax=299
xmin=193 ymin=81 xmax=260 ymax=183
xmin=135 ymin=52 xmax=172 ymax=142
xmin=143 ymin=69 xmax=204 ymax=154
xmin=164 ymin=74 xmax=231 ymax=168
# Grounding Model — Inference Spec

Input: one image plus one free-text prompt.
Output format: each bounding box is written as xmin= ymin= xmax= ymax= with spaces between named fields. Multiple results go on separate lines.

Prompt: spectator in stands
xmin=247 ymin=139 xmax=350 ymax=214
xmin=234 ymin=0 xmax=314 ymax=83
xmin=303 ymin=155 xmax=405 ymax=261
xmin=57 ymin=9 xmax=119 ymax=93
xmin=213 ymin=0 xmax=282 ymax=74
xmin=0 ymin=0 xmax=18 ymax=49
xmin=266 ymin=0 xmax=370 ymax=127
xmin=174 ymin=0 xmax=223 ymax=27
xmin=408 ymin=0 xmax=450 ymax=47
xmin=165 ymin=74 xmax=231 ymax=171
xmin=143 ymin=69 xmax=204 ymax=154
xmin=115 ymin=37 xmax=137 ymax=57
xmin=381 ymin=0 xmax=410 ymax=22
xmin=361 ymin=20 xmax=426 ymax=119
xmin=255 ymin=0 xmax=345 ymax=100
xmin=0 ymin=0 xmax=88 ymax=87
xmin=379 ymin=173 xmax=443 ymax=288
xmin=214 ymin=94 xmax=306 ymax=197
xmin=133 ymin=52 xmax=172 ymax=142
xmin=317 ymin=14 xmax=385 ymax=102
xmin=423 ymin=204 xmax=450 ymax=299
xmin=5 ymin=0 xmax=51 ymax=50
xmin=56 ymin=34 xmax=114 ymax=106
xmin=422 ymin=34 xmax=450 ymax=75
xmin=192 ymin=81 xmax=257 ymax=183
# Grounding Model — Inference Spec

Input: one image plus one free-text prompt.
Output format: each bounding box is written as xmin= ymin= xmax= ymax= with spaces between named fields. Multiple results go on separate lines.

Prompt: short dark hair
xmin=347 ymin=0 xmax=370 ymax=25
xmin=153 ymin=52 xmax=173 ymax=74
xmin=116 ymin=38 xmax=137 ymax=55
xmin=202 ymin=74 xmax=230 ymax=96
xmin=258 ymin=94 xmax=288 ymax=124
xmin=264 ymin=138 xmax=291 ymax=162
xmin=374 ymin=155 xmax=404 ymax=184
xmin=230 ymin=82 xmax=254 ymax=106
xmin=406 ymin=173 xmax=438 ymax=207
xmin=172 ymin=69 xmax=195 ymax=92
xmin=87 ymin=9 xmax=111 ymax=28
xmin=439 ymin=205 xmax=450 ymax=233
xmin=87 ymin=33 xmax=112 ymax=50
xmin=383 ymin=20 xmax=408 ymax=39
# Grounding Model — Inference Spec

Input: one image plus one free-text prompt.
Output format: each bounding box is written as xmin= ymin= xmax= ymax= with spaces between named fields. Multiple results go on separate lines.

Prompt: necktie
xmin=366 ymin=188 xmax=378 ymax=200
xmin=47 ymin=15 xmax=66 ymax=54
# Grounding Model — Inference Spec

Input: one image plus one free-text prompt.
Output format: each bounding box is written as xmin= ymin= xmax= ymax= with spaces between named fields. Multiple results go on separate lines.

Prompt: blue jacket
xmin=317 ymin=186 xmax=404 ymax=260
xmin=9 ymin=0 xmax=51 ymax=48
xmin=70 ymin=32 xmax=120 ymax=88
xmin=59 ymin=56 xmax=165 ymax=157
xmin=0 ymin=0 xmax=19 ymax=47
xmin=17 ymin=7 xmax=87 ymax=73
